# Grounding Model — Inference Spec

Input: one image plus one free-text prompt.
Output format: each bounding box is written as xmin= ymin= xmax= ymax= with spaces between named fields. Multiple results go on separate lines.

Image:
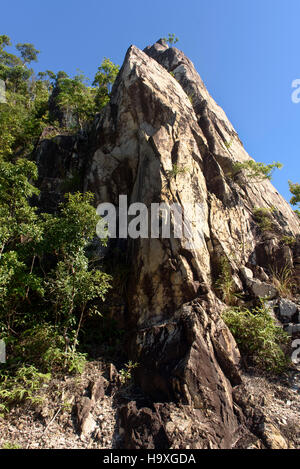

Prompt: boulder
xmin=279 ymin=298 xmax=299 ymax=323
xmin=248 ymin=279 xmax=278 ymax=300
xmin=258 ymin=420 xmax=288 ymax=450
xmin=285 ymin=323 xmax=300 ymax=336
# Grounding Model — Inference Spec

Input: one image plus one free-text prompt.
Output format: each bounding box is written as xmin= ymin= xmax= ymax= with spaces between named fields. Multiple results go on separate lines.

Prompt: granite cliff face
xmin=35 ymin=40 xmax=300 ymax=449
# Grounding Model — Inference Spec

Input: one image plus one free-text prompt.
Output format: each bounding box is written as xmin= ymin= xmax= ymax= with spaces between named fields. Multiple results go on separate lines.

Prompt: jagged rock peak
xmin=35 ymin=40 xmax=300 ymax=449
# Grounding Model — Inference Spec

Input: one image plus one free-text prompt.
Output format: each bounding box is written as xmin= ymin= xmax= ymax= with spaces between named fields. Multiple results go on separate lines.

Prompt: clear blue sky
xmin=1 ymin=0 xmax=299 ymax=203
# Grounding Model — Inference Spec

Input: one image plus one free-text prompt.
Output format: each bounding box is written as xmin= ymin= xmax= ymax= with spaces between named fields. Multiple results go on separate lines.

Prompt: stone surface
xmin=34 ymin=39 xmax=300 ymax=449
xmin=258 ymin=420 xmax=288 ymax=449
xmin=279 ymin=299 xmax=299 ymax=322
xmin=76 ymin=397 xmax=95 ymax=437
xmin=118 ymin=400 xmax=246 ymax=449
xmin=248 ymin=279 xmax=278 ymax=300
xmin=285 ymin=323 xmax=300 ymax=336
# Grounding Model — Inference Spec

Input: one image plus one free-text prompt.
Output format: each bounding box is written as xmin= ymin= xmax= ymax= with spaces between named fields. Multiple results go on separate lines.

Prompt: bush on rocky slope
xmin=223 ymin=302 xmax=291 ymax=374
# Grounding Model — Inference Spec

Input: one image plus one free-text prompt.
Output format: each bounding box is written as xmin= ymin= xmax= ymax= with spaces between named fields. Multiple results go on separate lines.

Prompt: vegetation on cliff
xmin=0 ymin=33 xmax=298 ymax=429
xmin=0 ymin=35 xmax=117 ymax=412
xmin=289 ymin=181 xmax=300 ymax=219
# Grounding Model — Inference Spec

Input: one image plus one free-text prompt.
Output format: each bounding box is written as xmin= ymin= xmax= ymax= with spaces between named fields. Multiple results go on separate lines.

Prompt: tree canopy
xmin=0 ymin=35 xmax=114 ymax=408
xmin=289 ymin=181 xmax=300 ymax=219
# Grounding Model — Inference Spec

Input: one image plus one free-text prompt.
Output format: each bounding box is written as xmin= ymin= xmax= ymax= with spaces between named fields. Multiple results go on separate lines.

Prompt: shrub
xmin=119 ymin=361 xmax=138 ymax=385
xmin=12 ymin=323 xmax=86 ymax=374
xmin=289 ymin=181 xmax=300 ymax=219
xmin=2 ymin=442 xmax=22 ymax=449
xmin=253 ymin=207 xmax=276 ymax=232
xmin=214 ymin=256 xmax=237 ymax=305
xmin=223 ymin=303 xmax=290 ymax=374
xmin=224 ymin=139 xmax=233 ymax=149
xmin=0 ymin=365 xmax=51 ymax=410
xmin=281 ymin=235 xmax=296 ymax=246
xmin=162 ymin=34 xmax=179 ymax=46
xmin=166 ymin=164 xmax=189 ymax=180
xmin=230 ymin=160 xmax=282 ymax=184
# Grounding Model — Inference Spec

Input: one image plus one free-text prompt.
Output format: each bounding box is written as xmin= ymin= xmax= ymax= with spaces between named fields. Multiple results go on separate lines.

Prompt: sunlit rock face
xmin=36 ymin=40 xmax=300 ymax=449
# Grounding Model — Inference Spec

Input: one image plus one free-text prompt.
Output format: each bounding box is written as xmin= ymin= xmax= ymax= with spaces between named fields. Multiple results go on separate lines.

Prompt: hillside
xmin=0 ymin=37 xmax=299 ymax=450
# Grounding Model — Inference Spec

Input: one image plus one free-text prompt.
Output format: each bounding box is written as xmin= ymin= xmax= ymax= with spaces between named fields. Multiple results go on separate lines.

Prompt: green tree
xmin=162 ymin=33 xmax=179 ymax=46
xmin=56 ymin=73 xmax=96 ymax=129
xmin=15 ymin=43 xmax=40 ymax=65
xmin=93 ymin=58 xmax=119 ymax=109
xmin=223 ymin=303 xmax=290 ymax=374
xmin=231 ymin=160 xmax=282 ymax=184
xmin=0 ymin=159 xmax=43 ymax=334
xmin=0 ymin=36 xmax=30 ymax=94
xmin=289 ymin=181 xmax=300 ymax=219
xmin=0 ymin=36 xmax=49 ymax=158
xmin=0 ymin=89 xmax=48 ymax=159
xmin=0 ymin=163 xmax=111 ymax=354
xmin=0 ymin=35 xmax=112 ymax=366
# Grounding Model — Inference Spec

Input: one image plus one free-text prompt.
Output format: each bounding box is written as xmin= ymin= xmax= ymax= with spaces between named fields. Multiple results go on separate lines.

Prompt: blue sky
xmin=1 ymin=0 xmax=299 ymax=203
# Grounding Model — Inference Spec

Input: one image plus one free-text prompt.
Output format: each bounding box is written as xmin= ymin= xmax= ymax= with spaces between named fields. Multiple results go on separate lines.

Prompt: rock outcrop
xmin=35 ymin=40 xmax=300 ymax=449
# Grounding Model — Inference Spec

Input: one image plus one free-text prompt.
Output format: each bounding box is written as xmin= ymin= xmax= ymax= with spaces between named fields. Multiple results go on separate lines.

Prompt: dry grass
xmin=270 ymin=264 xmax=296 ymax=299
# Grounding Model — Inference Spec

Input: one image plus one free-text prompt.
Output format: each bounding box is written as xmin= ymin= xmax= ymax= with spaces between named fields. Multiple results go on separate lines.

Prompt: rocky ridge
xmin=33 ymin=40 xmax=300 ymax=449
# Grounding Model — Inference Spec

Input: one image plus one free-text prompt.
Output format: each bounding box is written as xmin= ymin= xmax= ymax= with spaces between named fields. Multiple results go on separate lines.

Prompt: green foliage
xmin=46 ymin=251 xmax=111 ymax=350
xmin=56 ymin=73 xmax=96 ymax=130
xmin=93 ymin=58 xmax=119 ymax=110
xmin=253 ymin=207 xmax=276 ymax=232
xmin=0 ymin=163 xmax=111 ymax=409
xmin=162 ymin=34 xmax=179 ymax=46
xmin=0 ymin=365 xmax=50 ymax=407
xmin=0 ymin=159 xmax=43 ymax=334
xmin=224 ymin=139 xmax=233 ymax=149
xmin=0 ymin=36 xmax=49 ymax=158
xmin=281 ymin=235 xmax=296 ymax=246
xmin=289 ymin=181 xmax=300 ymax=219
xmin=0 ymin=90 xmax=48 ymax=159
xmin=223 ymin=303 xmax=290 ymax=374
xmin=214 ymin=256 xmax=237 ymax=305
xmin=12 ymin=323 xmax=85 ymax=374
xmin=119 ymin=361 xmax=138 ymax=385
xmin=0 ymin=35 xmax=117 ymax=411
xmin=16 ymin=43 xmax=40 ymax=65
xmin=2 ymin=442 xmax=22 ymax=449
xmin=0 ymin=34 xmax=119 ymax=143
xmin=166 ymin=164 xmax=189 ymax=180
xmin=230 ymin=160 xmax=282 ymax=184
xmin=0 ymin=156 xmax=111 ymax=341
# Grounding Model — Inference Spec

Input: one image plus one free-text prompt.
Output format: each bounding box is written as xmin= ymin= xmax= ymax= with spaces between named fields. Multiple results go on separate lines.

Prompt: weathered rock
xmin=240 ymin=266 xmax=254 ymax=282
xmin=257 ymin=420 xmax=288 ymax=450
xmin=76 ymin=376 xmax=108 ymax=437
xmin=35 ymin=39 xmax=300 ymax=449
xmin=90 ymin=376 xmax=107 ymax=403
xmin=279 ymin=299 xmax=299 ymax=323
xmin=265 ymin=300 xmax=282 ymax=325
xmin=285 ymin=323 xmax=300 ymax=336
xmin=35 ymin=134 xmax=85 ymax=212
xmin=241 ymin=265 xmax=278 ymax=299
xmin=76 ymin=397 xmax=96 ymax=437
xmin=247 ymin=279 xmax=278 ymax=300
xmin=118 ymin=400 xmax=246 ymax=449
